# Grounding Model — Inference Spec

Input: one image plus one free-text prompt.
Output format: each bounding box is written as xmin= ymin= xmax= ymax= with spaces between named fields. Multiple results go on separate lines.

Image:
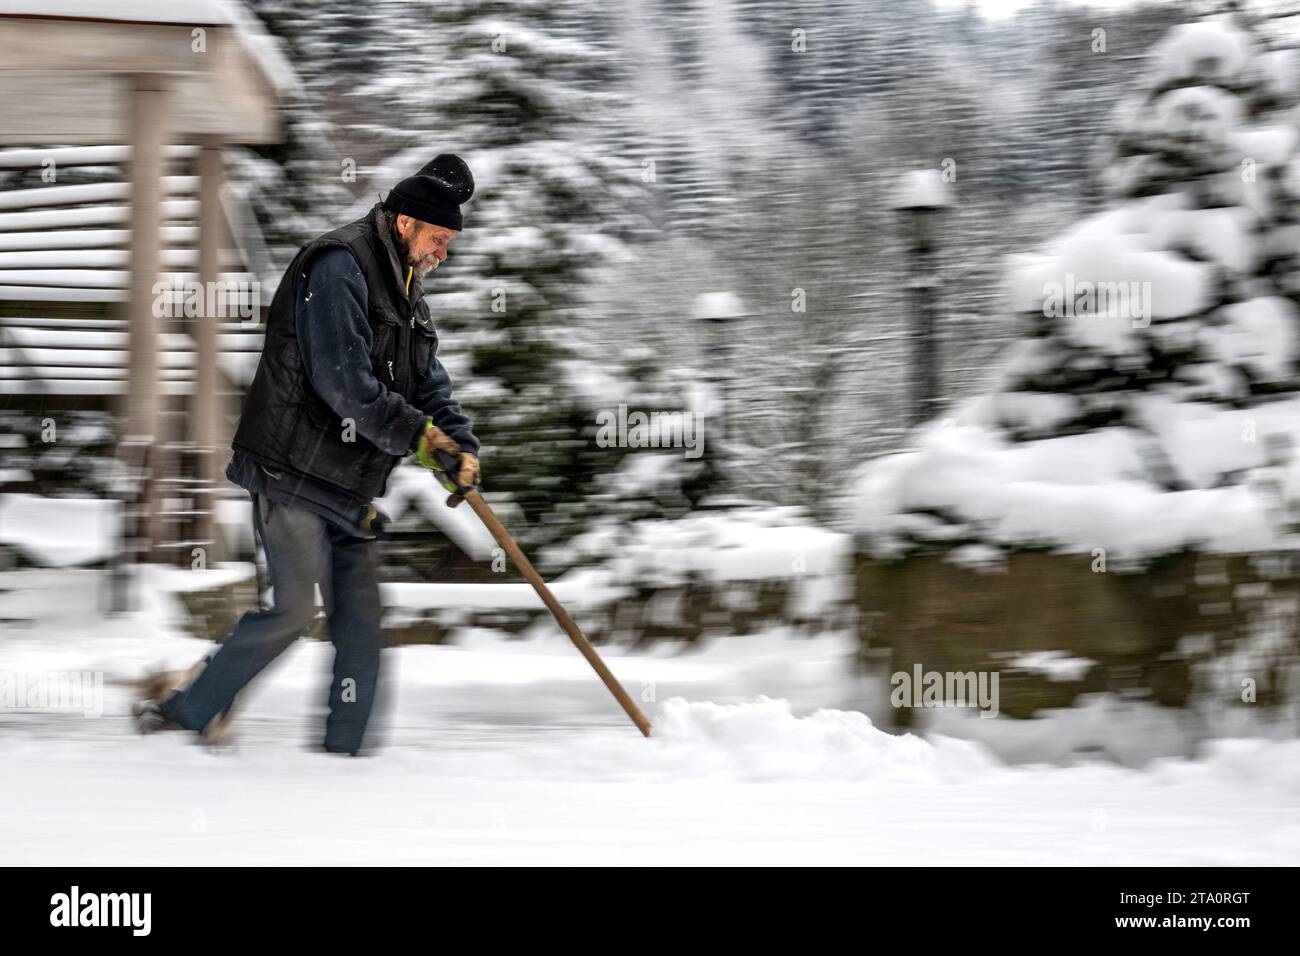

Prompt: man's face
xmin=394 ymin=214 xmax=458 ymax=277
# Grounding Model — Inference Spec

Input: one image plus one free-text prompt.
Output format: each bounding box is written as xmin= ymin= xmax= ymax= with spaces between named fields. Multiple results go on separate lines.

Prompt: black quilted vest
xmin=232 ymin=204 xmax=438 ymax=500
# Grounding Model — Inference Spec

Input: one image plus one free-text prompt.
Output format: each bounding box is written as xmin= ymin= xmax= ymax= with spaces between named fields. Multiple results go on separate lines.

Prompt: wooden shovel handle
xmin=464 ymin=490 xmax=653 ymax=737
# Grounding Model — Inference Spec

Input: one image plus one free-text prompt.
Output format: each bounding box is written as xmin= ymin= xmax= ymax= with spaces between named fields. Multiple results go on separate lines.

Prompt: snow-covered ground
xmin=1 ymin=569 xmax=1297 ymax=865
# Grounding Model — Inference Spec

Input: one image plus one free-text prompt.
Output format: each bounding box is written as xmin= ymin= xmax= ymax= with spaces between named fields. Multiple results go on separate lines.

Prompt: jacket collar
xmin=369 ymin=203 xmax=424 ymax=305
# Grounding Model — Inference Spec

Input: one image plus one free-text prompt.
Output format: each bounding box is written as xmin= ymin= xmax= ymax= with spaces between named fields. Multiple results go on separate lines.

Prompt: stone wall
xmin=855 ymin=550 xmax=1300 ymax=726
xmin=173 ymin=572 xmax=843 ymax=648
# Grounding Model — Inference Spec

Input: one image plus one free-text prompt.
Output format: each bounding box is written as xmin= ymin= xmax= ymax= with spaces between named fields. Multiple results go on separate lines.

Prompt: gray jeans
xmin=165 ymin=493 xmax=384 ymax=754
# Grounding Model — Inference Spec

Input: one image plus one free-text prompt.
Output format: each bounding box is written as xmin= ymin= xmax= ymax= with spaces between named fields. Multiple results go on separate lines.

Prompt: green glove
xmin=414 ymin=424 xmax=458 ymax=496
xmin=416 ymin=419 xmax=459 ymax=474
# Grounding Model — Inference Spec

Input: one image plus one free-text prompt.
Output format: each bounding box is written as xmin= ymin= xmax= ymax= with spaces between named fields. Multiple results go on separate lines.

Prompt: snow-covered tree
xmin=853 ymin=15 xmax=1300 ymax=565
xmin=375 ymin=1 xmax=656 ymax=555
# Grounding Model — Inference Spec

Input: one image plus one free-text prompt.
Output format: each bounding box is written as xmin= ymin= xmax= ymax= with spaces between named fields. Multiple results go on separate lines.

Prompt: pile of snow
xmin=650 ymin=697 xmax=998 ymax=783
xmin=572 ymin=506 xmax=848 ymax=583
xmin=1152 ymin=736 xmax=1300 ymax=793
xmin=852 ymin=408 xmax=1297 ymax=560
xmin=565 ymin=506 xmax=852 ymax=618
xmin=0 ymin=494 xmax=120 ymax=566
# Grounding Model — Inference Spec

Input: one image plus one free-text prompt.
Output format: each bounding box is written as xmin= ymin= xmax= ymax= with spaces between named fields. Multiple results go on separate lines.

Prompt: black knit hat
xmin=383 ymin=153 xmax=474 ymax=231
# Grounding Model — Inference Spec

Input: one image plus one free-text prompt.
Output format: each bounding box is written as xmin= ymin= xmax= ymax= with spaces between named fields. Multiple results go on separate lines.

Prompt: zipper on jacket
xmin=405 ymin=267 xmax=416 ymax=328
xmin=387 ymin=359 xmax=394 ymax=381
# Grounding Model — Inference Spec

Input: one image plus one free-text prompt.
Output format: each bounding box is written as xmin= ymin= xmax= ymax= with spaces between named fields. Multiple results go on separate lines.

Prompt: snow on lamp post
xmin=892 ymin=169 xmax=952 ymax=427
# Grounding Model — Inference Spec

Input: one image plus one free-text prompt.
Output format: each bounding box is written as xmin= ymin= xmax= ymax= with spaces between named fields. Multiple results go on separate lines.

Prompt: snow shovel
xmin=433 ymin=451 xmax=653 ymax=738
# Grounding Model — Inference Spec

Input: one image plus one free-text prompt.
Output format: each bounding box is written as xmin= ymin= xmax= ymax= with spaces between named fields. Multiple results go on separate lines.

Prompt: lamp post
xmin=691 ymin=291 xmax=749 ymax=498
xmin=892 ymin=169 xmax=952 ymax=427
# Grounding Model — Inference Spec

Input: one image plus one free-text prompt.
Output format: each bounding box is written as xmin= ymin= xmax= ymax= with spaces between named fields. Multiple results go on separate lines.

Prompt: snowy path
xmin=5 ymin=707 xmax=1297 ymax=865
xmin=1 ymin=570 xmax=1297 ymax=865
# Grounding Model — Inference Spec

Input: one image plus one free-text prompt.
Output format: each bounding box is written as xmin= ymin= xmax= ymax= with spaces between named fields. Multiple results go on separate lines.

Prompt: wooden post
xmin=124 ymin=72 xmax=171 ymax=560
xmin=193 ymin=135 xmax=224 ymax=563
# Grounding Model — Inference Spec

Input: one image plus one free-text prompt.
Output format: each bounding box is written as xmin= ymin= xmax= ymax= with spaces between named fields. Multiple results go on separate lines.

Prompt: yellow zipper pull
xmin=406 ymin=266 xmax=416 ymax=327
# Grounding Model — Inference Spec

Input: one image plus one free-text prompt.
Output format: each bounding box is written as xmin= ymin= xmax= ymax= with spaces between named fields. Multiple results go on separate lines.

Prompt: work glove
xmin=416 ymin=420 xmax=480 ymax=508
xmin=430 ymin=450 xmax=480 ymax=509
xmin=415 ymin=419 xmax=460 ymax=468
xmin=447 ymin=455 xmax=483 ymax=509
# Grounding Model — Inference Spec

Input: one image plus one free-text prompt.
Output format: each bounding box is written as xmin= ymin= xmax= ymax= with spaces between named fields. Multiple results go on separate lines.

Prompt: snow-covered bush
xmin=853 ymin=16 xmax=1300 ymax=565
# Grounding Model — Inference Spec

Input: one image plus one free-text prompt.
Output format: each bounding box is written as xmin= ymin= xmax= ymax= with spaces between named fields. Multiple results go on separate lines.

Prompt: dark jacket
xmin=231 ymin=204 xmax=478 ymax=510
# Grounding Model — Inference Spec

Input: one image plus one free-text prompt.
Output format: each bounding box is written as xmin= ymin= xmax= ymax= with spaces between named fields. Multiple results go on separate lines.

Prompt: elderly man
xmin=139 ymin=154 xmax=481 ymax=755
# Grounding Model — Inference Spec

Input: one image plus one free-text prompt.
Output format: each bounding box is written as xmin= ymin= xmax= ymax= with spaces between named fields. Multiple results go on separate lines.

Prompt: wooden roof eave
xmin=0 ymin=16 xmax=283 ymax=144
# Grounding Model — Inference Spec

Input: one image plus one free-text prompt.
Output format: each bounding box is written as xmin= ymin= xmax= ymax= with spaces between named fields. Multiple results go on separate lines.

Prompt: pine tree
xmin=382 ymin=0 xmax=655 ymax=555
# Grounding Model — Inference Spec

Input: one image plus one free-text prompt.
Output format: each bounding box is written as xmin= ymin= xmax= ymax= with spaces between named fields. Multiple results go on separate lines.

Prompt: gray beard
xmin=392 ymin=226 xmax=438 ymax=276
